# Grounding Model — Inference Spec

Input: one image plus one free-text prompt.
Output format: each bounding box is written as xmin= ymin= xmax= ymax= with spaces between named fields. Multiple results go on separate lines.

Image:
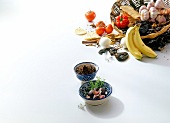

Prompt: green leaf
xmin=89 ymin=76 xmax=105 ymax=90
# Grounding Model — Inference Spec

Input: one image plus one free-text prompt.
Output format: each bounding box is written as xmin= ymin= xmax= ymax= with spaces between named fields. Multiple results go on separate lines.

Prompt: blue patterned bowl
xmin=79 ymin=80 xmax=112 ymax=105
xmin=74 ymin=62 xmax=99 ymax=82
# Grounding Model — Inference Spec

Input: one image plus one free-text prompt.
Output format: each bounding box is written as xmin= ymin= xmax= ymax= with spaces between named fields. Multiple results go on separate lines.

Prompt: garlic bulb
xmin=155 ymin=0 xmax=165 ymax=9
xmin=140 ymin=9 xmax=149 ymax=21
xmin=147 ymin=1 xmax=155 ymax=10
xmin=139 ymin=5 xmax=147 ymax=14
xmin=149 ymin=7 xmax=158 ymax=19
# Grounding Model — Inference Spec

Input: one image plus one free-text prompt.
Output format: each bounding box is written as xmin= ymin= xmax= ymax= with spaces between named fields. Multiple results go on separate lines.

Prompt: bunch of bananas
xmin=125 ymin=25 xmax=157 ymax=60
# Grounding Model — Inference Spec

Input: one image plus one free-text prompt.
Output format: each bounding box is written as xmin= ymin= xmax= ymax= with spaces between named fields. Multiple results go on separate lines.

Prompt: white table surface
xmin=0 ymin=0 xmax=170 ymax=123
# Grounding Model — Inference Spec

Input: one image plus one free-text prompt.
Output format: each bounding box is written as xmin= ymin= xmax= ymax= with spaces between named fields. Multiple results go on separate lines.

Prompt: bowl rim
xmin=79 ymin=80 xmax=112 ymax=101
xmin=74 ymin=62 xmax=99 ymax=75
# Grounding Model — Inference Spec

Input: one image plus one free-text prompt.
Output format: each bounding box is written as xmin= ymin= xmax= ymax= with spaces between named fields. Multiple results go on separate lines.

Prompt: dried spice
xmin=76 ymin=64 xmax=96 ymax=75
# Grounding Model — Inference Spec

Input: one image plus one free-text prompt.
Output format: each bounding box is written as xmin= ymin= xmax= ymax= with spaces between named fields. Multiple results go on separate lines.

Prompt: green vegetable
xmin=89 ymin=76 xmax=105 ymax=90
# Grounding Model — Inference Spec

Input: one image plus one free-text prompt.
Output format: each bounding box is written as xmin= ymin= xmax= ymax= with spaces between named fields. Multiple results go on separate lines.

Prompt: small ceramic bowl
xmin=79 ymin=80 xmax=112 ymax=106
xmin=74 ymin=62 xmax=99 ymax=82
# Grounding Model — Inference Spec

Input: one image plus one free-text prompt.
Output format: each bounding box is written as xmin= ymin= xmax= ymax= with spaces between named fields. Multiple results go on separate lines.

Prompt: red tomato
xmin=85 ymin=10 xmax=96 ymax=22
xmin=105 ymin=24 xmax=113 ymax=34
xmin=96 ymin=21 xmax=106 ymax=27
xmin=115 ymin=14 xmax=129 ymax=28
xmin=95 ymin=27 xmax=105 ymax=36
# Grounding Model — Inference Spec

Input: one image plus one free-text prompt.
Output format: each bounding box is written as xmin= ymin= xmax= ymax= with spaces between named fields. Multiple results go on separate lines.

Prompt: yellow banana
xmin=133 ymin=25 xmax=157 ymax=58
xmin=125 ymin=27 xmax=143 ymax=60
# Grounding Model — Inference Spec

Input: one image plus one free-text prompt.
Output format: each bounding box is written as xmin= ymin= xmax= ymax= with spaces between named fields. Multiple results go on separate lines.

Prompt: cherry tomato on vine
xmin=96 ymin=21 xmax=106 ymax=28
xmin=85 ymin=10 xmax=96 ymax=22
xmin=105 ymin=24 xmax=113 ymax=34
xmin=96 ymin=27 xmax=105 ymax=36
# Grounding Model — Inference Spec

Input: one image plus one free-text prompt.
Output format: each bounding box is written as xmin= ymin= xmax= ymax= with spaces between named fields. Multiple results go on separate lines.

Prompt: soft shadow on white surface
xmin=86 ymin=96 xmax=124 ymax=119
xmin=139 ymin=55 xmax=170 ymax=67
xmin=138 ymin=44 xmax=170 ymax=66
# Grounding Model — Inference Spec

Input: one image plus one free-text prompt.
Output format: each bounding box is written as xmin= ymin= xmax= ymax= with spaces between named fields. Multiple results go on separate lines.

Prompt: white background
xmin=0 ymin=0 xmax=170 ymax=123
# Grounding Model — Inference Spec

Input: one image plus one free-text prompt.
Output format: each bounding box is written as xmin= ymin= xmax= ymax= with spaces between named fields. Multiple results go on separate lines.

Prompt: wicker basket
xmin=110 ymin=0 xmax=170 ymax=50
xmin=110 ymin=0 xmax=170 ymax=22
